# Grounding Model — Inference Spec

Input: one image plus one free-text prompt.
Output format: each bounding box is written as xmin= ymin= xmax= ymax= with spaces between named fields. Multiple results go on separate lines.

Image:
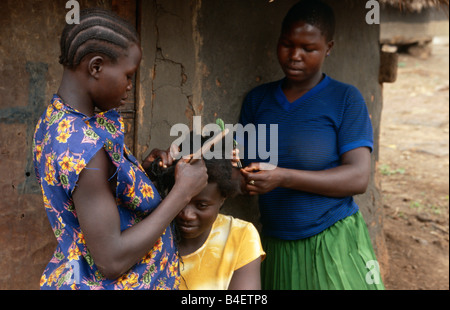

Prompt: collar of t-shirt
xmin=275 ymin=74 xmax=331 ymax=111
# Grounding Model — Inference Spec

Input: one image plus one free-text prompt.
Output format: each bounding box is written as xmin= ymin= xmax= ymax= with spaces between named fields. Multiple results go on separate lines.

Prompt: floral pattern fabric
xmin=33 ymin=95 xmax=180 ymax=290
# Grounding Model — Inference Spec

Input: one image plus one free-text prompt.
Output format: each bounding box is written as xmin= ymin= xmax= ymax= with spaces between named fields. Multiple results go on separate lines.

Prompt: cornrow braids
xmin=59 ymin=8 xmax=139 ymax=68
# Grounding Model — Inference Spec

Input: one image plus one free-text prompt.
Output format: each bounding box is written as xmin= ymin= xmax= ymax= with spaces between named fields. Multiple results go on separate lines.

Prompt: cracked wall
xmin=136 ymin=0 xmax=201 ymax=158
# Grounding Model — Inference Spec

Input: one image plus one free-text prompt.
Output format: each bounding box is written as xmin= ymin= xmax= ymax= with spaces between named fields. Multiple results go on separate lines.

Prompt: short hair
xmin=147 ymin=132 xmax=237 ymax=199
xmin=281 ymin=0 xmax=335 ymax=42
xmin=59 ymin=8 xmax=139 ymax=68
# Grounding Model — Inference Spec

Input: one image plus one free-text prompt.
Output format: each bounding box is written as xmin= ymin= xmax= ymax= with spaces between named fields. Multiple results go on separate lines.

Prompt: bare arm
xmin=227 ymin=257 xmax=262 ymax=290
xmin=73 ymin=149 xmax=207 ymax=279
xmin=242 ymin=147 xmax=371 ymax=198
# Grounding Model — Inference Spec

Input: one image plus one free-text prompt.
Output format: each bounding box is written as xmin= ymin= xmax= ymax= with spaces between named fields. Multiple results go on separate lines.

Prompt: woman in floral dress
xmin=33 ymin=8 xmax=207 ymax=290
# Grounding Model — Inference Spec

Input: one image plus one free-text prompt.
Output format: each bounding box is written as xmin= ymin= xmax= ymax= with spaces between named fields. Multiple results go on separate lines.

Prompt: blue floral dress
xmin=33 ymin=95 xmax=180 ymax=290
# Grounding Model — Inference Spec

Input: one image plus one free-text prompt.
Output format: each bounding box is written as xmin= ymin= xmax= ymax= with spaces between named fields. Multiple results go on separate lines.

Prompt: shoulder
xmin=325 ymin=76 xmax=365 ymax=102
xmin=241 ymin=80 xmax=282 ymax=121
xmin=245 ymin=80 xmax=281 ymax=99
xmin=38 ymin=96 xmax=123 ymax=149
xmin=37 ymin=100 xmax=125 ymax=172
xmin=53 ymin=111 xmax=123 ymax=159
xmin=216 ymin=213 xmax=254 ymax=228
xmin=215 ymin=214 xmax=260 ymax=241
xmin=215 ymin=214 xmax=265 ymax=269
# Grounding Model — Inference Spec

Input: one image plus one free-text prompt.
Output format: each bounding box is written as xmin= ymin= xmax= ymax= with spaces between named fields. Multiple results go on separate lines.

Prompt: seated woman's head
xmin=147 ymin=131 xmax=240 ymax=241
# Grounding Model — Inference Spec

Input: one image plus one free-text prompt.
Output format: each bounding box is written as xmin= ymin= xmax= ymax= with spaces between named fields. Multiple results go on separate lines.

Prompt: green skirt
xmin=261 ymin=211 xmax=385 ymax=290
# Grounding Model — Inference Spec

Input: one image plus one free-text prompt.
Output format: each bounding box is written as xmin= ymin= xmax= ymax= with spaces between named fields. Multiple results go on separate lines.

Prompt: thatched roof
xmin=380 ymin=0 xmax=449 ymax=12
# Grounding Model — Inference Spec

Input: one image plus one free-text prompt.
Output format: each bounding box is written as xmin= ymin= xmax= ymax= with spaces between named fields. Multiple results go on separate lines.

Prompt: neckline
xmin=180 ymin=214 xmax=223 ymax=259
xmin=52 ymin=94 xmax=120 ymax=120
xmin=275 ymin=74 xmax=330 ymax=111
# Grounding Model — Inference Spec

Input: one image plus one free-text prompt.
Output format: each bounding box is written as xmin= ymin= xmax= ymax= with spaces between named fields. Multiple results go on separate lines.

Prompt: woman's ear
xmin=326 ymin=40 xmax=335 ymax=57
xmin=88 ymin=56 xmax=104 ymax=79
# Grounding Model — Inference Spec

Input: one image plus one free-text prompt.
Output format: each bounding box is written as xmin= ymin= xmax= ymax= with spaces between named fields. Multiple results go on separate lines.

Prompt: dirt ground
xmin=380 ymin=38 xmax=449 ymax=290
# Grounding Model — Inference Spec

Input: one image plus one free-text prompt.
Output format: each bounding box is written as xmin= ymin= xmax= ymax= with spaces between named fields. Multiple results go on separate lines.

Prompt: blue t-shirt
xmin=239 ymin=75 xmax=373 ymax=240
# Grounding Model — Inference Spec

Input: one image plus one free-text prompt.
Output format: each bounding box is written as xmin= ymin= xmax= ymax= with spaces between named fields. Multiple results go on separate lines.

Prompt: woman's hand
xmin=141 ymin=144 xmax=179 ymax=170
xmin=172 ymin=156 xmax=208 ymax=200
xmin=240 ymin=147 xmax=371 ymax=197
xmin=231 ymin=148 xmax=243 ymax=168
xmin=240 ymin=162 xmax=283 ymax=195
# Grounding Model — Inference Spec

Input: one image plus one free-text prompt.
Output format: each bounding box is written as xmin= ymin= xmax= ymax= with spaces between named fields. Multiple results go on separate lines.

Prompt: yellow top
xmin=179 ymin=214 xmax=265 ymax=290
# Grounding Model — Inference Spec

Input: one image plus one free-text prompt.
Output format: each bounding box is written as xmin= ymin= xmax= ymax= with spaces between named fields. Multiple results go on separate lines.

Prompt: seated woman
xmin=147 ymin=132 xmax=265 ymax=290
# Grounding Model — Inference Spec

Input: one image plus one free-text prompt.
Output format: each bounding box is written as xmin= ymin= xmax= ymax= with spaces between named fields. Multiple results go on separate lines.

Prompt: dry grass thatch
xmin=380 ymin=0 xmax=450 ymax=12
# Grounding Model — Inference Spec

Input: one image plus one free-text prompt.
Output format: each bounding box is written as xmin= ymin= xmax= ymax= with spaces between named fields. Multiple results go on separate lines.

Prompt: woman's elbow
xmin=353 ymin=172 xmax=370 ymax=195
xmin=95 ymin=259 xmax=126 ymax=280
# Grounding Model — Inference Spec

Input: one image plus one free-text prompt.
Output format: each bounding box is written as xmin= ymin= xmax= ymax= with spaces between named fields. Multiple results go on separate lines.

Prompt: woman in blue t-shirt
xmin=239 ymin=0 xmax=384 ymax=290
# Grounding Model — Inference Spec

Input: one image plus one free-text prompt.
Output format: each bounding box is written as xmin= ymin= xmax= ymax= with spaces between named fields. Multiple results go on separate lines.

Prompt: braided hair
xmin=59 ymin=8 xmax=139 ymax=69
xmin=282 ymin=0 xmax=335 ymax=42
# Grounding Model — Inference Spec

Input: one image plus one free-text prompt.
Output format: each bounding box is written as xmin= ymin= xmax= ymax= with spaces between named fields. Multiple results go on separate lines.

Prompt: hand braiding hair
xmin=146 ymin=132 xmax=237 ymax=200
